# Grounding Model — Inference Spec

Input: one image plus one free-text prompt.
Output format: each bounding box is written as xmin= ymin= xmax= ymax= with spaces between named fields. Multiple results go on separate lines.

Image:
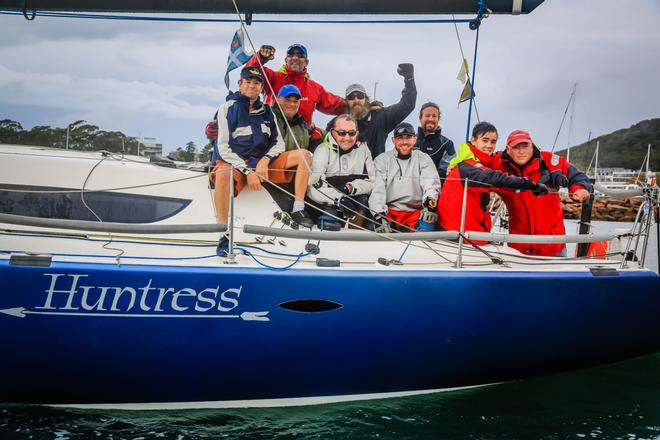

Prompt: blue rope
xmin=235 ymin=247 xmax=308 ymax=271
xmin=0 ymin=9 xmax=473 ymax=24
xmin=238 ymin=243 xmax=310 ymax=258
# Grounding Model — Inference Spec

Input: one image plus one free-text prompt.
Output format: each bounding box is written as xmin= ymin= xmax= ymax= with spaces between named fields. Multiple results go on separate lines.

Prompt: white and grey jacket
xmin=369 ymin=149 xmax=441 ymax=213
xmin=307 ymin=134 xmax=375 ymax=205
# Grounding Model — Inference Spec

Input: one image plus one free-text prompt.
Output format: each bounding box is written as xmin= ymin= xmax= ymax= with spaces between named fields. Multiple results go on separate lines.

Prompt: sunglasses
xmin=287 ymin=50 xmax=306 ymax=58
xmin=333 ymin=129 xmax=358 ymax=137
xmin=346 ymin=92 xmax=366 ymax=101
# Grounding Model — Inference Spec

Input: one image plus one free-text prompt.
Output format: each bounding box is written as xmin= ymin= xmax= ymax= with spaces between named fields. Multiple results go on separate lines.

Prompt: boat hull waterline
xmin=2 ymin=260 xmax=660 ymax=408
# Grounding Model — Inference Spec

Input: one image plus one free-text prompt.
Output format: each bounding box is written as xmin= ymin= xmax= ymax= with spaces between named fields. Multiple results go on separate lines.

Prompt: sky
xmin=1 ymin=0 xmax=659 ymax=155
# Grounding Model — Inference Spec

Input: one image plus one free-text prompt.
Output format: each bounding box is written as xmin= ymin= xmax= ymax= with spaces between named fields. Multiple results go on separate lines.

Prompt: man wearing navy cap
xmin=369 ymin=122 xmax=440 ymax=232
xmin=244 ymin=43 xmax=344 ymax=125
xmin=212 ymin=66 xmax=314 ymax=253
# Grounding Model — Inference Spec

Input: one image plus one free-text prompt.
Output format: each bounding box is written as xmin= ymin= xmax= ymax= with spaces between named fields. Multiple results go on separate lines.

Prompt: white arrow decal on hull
xmin=0 ymin=307 xmax=270 ymax=321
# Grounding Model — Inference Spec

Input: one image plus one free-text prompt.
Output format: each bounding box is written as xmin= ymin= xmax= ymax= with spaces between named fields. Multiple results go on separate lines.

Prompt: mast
xmin=594 ymin=140 xmax=599 ymax=181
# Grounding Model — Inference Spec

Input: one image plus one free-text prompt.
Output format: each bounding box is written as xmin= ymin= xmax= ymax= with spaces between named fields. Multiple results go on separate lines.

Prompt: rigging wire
xmin=550 ymin=86 xmax=577 ymax=152
xmin=452 ymin=15 xmax=480 ymax=125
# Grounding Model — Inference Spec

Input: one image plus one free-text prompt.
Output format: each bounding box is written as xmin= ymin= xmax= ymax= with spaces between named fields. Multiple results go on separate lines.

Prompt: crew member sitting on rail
xmin=494 ymin=129 xmax=593 ymax=256
xmin=438 ymin=122 xmax=548 ymax=243
xmin=344 ymin=63 xmax=417 ymax=159
xmin=212 ymin=66 xmax=314 ymax=254
xmin=245 ymin=43 xmax=345 ymax=125
xmin=369 ymin=122 xmax=440 ymax=232
xmin=308 ymin=114 xmax=375 ymax=229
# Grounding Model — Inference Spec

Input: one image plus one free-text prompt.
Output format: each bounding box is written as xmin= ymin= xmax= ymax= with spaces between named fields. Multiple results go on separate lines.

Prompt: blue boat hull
xmin=1 ymin=260 xmax=660 ymax=406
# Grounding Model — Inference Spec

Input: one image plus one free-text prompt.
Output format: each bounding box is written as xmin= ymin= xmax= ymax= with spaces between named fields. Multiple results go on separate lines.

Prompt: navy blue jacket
xmin=212 ymin=91 xmax=284 ymax=173
xmin=414 ymin=127 xmax=456 ymax=180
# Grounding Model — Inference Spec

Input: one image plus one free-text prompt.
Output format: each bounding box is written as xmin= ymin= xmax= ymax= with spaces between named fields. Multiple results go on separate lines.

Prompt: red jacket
xmin=438 ymin=143 xmax=538 ymax=244
xmin=245 ymin=55 xmax=345 ymax=125
xmin=494 ymin=149 xmax=592 ymax=256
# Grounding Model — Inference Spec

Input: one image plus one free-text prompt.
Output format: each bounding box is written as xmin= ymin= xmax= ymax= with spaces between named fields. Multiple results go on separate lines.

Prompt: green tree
xmin=200 ymin=142 xmax=214 ymax=163
xmin=184 ymin=141 xmax=197 ymax=162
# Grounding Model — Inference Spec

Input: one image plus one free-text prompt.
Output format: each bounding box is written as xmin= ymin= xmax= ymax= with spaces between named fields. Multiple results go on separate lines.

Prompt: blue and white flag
xmin=224 ymin=28 xmax=253 ymax=89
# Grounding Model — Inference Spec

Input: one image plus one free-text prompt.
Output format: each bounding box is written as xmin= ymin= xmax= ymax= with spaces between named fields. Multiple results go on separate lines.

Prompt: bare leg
xmin=213 ymin=167 xmax=230 ymax=224
xmin=284 ymin=150 xmax=312 ymax=202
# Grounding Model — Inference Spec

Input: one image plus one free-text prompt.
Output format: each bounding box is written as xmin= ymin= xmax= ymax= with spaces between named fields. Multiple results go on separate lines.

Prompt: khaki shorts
xmin=211 ymin=152 xmax=295 ymax=196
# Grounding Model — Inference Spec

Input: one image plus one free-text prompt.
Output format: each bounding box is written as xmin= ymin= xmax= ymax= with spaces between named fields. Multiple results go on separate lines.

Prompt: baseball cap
xmin=393 ymin=122 xmax=416 ymax=137
xmin=287 ymin=44 xmax=308 ymax=58
xmin=240 ymin=66 xmax=264 ymax=82
xmin=345 ymin=83 xmax=367 ymax=97
xmin=506 ymin=130 xmax=533 ymax=147
xmin=278 ymin=84 xmax=302 ymax=98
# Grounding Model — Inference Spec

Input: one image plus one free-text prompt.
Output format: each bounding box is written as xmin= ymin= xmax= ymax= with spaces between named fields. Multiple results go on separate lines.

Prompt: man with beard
xmin=344 ymin=63 xmax=417 ymax=159
xmin=244 ymin=43 xmax=344 ymax=125
xmin=368 ymin=122 xmax=440 ymax=232
xmin=308 ymin=114 xmax=375 ymax=228
xmin=414 ymin=102 xmax=456 ymax=183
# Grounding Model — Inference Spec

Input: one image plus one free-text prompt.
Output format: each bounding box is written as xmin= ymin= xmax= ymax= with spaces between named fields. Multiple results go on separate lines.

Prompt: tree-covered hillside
xmin=0 ymin=119 xmax=211 ymax=161
xmin=556 ymin=118 xmax=659 ymax=171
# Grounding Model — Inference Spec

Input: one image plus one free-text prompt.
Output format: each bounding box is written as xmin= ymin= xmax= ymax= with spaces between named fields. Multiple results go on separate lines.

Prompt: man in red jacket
xmin=244 ymin=43 xmax=345 ymax=125
xmin=495 ymin=130 xmax=592 ymax=256
xmin=438 ymin=122 xmax=547 ymax=244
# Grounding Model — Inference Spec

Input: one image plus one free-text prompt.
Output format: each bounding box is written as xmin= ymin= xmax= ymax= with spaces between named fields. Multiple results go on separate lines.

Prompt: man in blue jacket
xmin=414 ymin=102 xmax=455 ymax=183
xmin=212 ymin=67 xmax=313 ymax=252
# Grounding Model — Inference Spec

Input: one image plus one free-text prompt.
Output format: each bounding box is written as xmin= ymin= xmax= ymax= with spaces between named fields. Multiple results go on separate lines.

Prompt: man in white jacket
xmin=369 ymin=122 xmax=441 ymax=232
xmin=308 ymin=114 xmax=375 ymax=228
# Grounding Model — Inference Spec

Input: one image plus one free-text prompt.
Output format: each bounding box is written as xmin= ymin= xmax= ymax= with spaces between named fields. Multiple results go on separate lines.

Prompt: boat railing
xmin=0 ymin=213 xmax=228 ymax=234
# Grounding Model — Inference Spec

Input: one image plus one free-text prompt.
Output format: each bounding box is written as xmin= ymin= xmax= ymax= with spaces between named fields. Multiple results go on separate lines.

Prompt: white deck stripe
xmin=49 ymin=383 xmax=497 ymax=410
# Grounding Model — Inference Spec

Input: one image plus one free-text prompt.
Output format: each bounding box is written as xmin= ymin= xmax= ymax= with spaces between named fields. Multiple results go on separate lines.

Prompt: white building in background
xmin=138 ymin=137 xmax=163 ymax=157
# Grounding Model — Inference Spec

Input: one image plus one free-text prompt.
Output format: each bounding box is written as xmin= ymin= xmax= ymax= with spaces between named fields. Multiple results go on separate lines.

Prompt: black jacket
xmin=414 ymin=127 xmax=456 ymax=179
xmin=356 ymin=77 xmax=417 ymax=159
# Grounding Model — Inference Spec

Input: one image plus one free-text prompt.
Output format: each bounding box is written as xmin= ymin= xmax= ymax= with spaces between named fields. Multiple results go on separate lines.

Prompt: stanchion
xmin=576 ymin=193 xmax=594 ymax=257
xmin=455 ymin=178 xmax=469 ymax=268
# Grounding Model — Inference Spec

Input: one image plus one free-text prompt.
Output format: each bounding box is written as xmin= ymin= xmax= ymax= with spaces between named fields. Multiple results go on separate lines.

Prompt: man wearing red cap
xmin=438 ymin=122 xmax=549 ymax=243
xmin=244 ymin=43 xmax=345 ymax=125
xmin=494 ymin=129 xmax=592 ymax=256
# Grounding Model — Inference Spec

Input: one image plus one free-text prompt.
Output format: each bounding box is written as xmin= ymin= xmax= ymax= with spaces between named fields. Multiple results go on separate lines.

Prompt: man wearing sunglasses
xmin=344 ymin=63 xmax=417 ymax=159
xmin=244 ymin=43 xmax=344 ymax=125
xmin=308 ymin=114 xmax=375 ymax=228
xmin=369 ymin=122 xmax=440 ymax=232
